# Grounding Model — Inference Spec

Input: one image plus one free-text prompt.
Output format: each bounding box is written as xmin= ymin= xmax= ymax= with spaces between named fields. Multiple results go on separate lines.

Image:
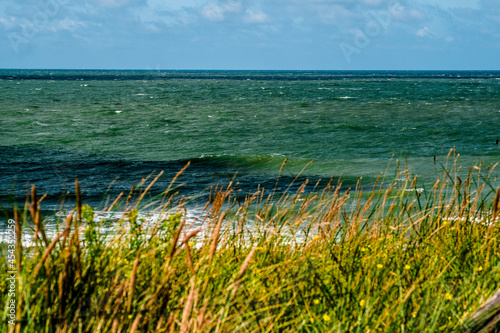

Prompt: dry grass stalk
xmin=209 ymin=213 xmax=226 ymax=262
xmin=136 ymin=170 xmax=164 ymax=207
xmin=168 ymin=217 xmax=186 ymax=263
xmin=129 ymin=313 xmax=142 ymax=333
xmin=31 ymin=219 xmax=72 ymax=279
xmin=127 ymin=249 xmax=142 ymax=312
xmin=230 ymin=245 xmax=258 ymax=300
xmin=164 ymin=162 xmax=190 ymax=195
xmin=180 ymin=276 xmax=197 ymax=333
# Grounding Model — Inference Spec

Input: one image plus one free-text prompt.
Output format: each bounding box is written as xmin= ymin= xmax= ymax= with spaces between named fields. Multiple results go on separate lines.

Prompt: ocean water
xmin=1 ymin=70 xmax=500 ymax=212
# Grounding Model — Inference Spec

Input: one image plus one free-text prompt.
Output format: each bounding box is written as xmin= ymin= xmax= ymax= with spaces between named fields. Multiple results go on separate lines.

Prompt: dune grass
xmin=1 ymin=155 xmax=500 ymax=332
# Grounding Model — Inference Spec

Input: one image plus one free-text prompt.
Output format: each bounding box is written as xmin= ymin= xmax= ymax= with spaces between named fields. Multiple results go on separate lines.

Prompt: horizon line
xmin=2 ymin=68 xmax=500 ymax=72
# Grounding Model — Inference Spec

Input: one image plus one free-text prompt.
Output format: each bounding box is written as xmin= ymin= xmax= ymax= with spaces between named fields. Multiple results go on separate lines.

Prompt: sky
xmin=1 ymin=0 xmax=499 ymax=70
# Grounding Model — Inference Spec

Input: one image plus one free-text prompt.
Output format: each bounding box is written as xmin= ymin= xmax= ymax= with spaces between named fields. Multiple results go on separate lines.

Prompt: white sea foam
xmin=443 ymin=214 xmax=498 ymax=227
xmin=1 ymin=206 xmax=314 ymax=248
xmin=403 ymin=188 xmax=424 ymax=193
xmin=0 ymin=209 xmax=206 ymax=247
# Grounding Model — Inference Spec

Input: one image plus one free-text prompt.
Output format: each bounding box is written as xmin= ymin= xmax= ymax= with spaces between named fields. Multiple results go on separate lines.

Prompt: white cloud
xmin=201 ymin=2 xmax=225 ymax=21
xmin=201 ymin=1 xmax=243 ymax=22
xmin=57 ymin=18 xmax=86 ymax=32
xmin=143 ymin=22 xmax=161 ymax=32
xmin=244 ymin=9 xmax=268 ymax=24
xmin=416 ymin=26 xmax=435 ymax=37
xmin=390 ymin=4 xmax=425 ymax=21
xmin=318 ymin=5 xmax=357 ymax=24
xmin=0 ymin=16 xmax=17 ymax=29
xmin=135 ymin=4 xmax=197 ymax=26
xmin=2 ymin=0 xmax=498 ymax=70
xmin=223 ymin=1 xmax=242 ymax=14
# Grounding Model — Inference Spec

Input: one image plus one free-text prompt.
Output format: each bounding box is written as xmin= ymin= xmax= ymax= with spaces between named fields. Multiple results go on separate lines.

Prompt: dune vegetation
xmin=1 ymin=153 xmax=500 ymax=332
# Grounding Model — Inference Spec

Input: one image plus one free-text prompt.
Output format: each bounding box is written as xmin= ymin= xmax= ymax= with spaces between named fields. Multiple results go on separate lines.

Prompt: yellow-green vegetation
xmin=1 ymin=158 xmax=500 ymax=332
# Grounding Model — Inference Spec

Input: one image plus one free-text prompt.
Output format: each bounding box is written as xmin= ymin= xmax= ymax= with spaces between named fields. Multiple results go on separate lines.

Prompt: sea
xmin=1 ymin=70 xmax=500 ymax=218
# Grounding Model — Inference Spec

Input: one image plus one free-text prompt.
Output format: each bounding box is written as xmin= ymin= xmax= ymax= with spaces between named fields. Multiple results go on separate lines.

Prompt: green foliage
xmin=162 ymin=212 xmax=183 ymax=238
xmin=1 ymin=160 xmax=500 ymax=332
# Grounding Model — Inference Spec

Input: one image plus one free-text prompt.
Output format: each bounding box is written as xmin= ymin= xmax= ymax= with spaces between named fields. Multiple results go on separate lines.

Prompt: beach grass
xmin=1 ymin=154 xmax=500 ymax=332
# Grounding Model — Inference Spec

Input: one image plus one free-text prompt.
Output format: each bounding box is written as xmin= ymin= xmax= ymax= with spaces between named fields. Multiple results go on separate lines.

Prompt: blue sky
xmin=1 ymin=0 xmax=499 ymax=70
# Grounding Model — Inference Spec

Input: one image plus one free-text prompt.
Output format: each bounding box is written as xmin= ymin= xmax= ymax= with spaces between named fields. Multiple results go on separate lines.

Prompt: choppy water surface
xmin=1 ymin=70 xmax=499 ymax=212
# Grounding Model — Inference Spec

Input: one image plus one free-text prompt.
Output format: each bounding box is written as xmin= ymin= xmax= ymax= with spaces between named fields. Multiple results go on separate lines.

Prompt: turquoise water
xmin=1 ymin=70 xmax=500 ymax=208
